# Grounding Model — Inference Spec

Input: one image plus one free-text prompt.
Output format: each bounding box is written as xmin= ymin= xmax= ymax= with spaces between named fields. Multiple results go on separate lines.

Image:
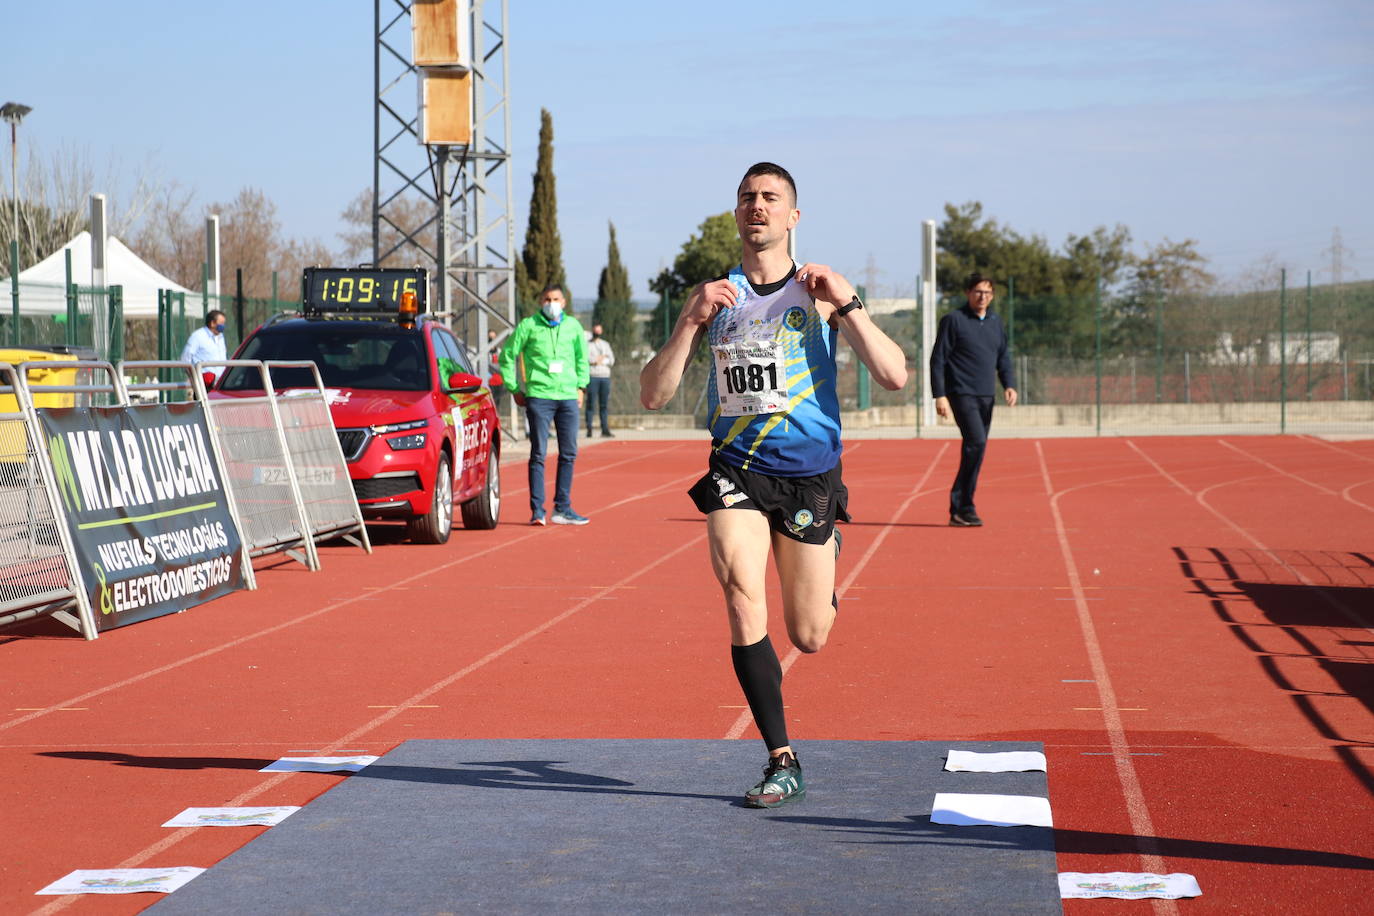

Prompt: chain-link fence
xmin=7 ymin=246 xmax=1371 ymax=436
xmin=153 ymin=287 xmax=302 ymax=363
xmin=984 ymin=272 xmax=1374 ymax=434
xmin=594 ymin=271 xmax=1372 ymax=436
xmin=5 ymin=254 xmax=296 ymax=366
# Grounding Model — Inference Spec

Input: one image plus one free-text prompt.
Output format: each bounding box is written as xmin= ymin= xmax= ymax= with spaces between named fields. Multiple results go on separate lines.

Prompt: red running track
xmin=2 ymin=434 xmax=1372 ymax=914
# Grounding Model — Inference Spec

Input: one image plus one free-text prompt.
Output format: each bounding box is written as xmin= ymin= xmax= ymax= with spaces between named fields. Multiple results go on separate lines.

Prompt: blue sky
xmin=5 ymin=0 xmax=1371 ymax=301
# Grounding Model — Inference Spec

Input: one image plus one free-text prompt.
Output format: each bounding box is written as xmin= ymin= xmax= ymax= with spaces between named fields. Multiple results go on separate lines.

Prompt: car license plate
xmin=254 ymin=465 xmax=336 ymax=486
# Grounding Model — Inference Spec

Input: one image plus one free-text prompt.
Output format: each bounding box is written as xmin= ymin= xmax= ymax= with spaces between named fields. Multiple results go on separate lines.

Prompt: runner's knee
xmin=787 ymin=615 xmax=831 ymax=654
xmin=722 ymin=583 xmax=763 ymax=621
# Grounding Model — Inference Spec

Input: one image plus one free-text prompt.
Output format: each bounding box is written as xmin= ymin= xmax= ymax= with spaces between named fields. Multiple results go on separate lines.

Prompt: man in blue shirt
xmin=180 ymin=310 xmax=228 ymax=380
xmin=930 ymin=273 xmax=1017 ymax=527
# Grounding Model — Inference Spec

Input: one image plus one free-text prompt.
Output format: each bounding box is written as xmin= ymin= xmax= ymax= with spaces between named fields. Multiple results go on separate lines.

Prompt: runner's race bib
xmin=713 ymin=339 xmax=788 ymax=415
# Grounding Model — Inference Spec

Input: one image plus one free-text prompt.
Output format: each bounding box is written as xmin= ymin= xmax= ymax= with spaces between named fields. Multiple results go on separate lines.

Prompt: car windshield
xmin=220 ymin=323 xmax=430 ymax=392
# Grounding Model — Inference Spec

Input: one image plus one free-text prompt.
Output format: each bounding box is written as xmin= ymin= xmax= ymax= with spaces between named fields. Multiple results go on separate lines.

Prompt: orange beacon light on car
xmin=398 ymin=290 xmax=419 ymax=328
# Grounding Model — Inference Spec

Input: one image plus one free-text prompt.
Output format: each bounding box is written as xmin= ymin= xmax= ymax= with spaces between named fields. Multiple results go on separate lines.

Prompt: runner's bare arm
xmin=640 ymin=279 xmax=735 ymax=409
xmin=795 ymin=263 xmax=908 ymax=391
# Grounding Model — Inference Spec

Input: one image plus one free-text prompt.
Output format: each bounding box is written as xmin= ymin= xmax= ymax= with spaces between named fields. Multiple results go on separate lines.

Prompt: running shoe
xmin=744 ymin=750 xmax=805 ymax=808
xmin=530 ymin=513 xmax=546 ymax=526
xmin=551 ymin=510 xmax=590 ymax=526
xmin=949 ymin=511 xmax=983 ymax=527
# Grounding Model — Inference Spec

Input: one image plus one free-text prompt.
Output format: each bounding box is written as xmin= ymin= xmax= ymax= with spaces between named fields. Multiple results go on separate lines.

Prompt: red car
xmin=212 ymin=267 xmax=501 ymax=543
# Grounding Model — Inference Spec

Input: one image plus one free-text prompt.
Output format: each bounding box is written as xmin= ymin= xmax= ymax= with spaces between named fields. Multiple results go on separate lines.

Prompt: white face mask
xmin=541 ymin=301 xmax=564 ymax=323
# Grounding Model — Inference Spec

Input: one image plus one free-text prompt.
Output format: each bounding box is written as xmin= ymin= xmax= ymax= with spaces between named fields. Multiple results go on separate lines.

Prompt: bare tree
xmin=1 ymin=143 xmax=169 ymax=272
xmin=338 ymin=187 xmax=436 ymax=269
xmin=130 ymin=184 xmax=336 ymax=301
xmin=126 ymin=180 xmax=200 ymax=287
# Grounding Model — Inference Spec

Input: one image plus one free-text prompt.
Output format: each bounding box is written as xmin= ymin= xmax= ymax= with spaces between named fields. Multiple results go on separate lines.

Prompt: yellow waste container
xmin=0 ymin=346 xmax=95 ymax=462
xmin=0 ymin=346 xmax=96 ymax=412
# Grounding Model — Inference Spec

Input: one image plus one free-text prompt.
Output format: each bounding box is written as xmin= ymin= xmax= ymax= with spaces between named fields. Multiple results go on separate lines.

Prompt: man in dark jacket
xmin=930 ymin=272 xmax=1017 ymax=527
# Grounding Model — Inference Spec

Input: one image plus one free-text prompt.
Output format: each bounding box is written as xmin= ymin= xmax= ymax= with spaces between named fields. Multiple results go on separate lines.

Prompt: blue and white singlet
xmin=705 ymin=263 xmax=842 ymax=476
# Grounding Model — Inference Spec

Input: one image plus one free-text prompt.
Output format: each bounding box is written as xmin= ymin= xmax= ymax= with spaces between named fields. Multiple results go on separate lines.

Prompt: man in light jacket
xmin=585 ymin=323 xmax=615 ymax=437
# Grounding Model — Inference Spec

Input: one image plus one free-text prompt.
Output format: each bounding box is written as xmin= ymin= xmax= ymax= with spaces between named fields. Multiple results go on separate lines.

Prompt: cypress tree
xmin=594 ymin=221 xmax=636 ymax=356
xmin=647 ymin=211 xmax=740 ymax=350
xmin=517 ymin=108 xmax=568 ymax=316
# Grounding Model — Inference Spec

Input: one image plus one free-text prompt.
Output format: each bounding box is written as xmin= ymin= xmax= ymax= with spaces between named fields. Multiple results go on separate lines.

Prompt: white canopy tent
xmin=4 ymin=231 xmax=193 ymax=318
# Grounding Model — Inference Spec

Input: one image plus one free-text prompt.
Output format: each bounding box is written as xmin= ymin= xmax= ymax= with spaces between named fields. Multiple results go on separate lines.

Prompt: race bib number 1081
xmin=713 ymin=339 xmax=788 ymax=415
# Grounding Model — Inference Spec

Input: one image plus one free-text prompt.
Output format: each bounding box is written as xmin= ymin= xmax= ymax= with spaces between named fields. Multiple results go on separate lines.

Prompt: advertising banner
xmin=37 ymin=403 xmax=246 ymax=631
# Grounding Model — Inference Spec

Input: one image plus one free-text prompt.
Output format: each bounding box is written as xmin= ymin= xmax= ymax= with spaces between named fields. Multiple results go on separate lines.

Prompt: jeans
xmin=585 ymin=376 xmax=611 ymax=434
xmin=948 ymin=394 xmax=994 ymax=516
xmin=525 ymin=397 xmax=579 ymax=517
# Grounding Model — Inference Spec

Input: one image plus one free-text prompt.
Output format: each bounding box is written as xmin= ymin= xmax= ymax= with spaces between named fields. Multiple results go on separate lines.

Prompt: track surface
xmin=3 ymin=434 xmax=1372 ymax=914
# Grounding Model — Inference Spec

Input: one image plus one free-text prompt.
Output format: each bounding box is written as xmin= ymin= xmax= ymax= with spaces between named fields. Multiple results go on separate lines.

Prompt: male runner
xmin=640 ymin=162 xmax=908 ymax=806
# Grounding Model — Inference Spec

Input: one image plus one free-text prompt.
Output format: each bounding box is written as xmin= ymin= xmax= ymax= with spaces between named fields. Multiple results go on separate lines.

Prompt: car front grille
xmin=354 ymin=474 xmax=422 ymax=501
xmin=337 ymin=428 xmax=371 ymax=461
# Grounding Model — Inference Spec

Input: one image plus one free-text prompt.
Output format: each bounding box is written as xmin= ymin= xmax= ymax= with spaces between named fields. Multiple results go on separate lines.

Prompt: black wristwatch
xmin=836 ymin=296 xmax=864 ymax=317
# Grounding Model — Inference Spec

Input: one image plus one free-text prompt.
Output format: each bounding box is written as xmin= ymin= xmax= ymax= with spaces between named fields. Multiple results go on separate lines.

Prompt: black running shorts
xmin=688 ymin=448 xmax=849 ymax=545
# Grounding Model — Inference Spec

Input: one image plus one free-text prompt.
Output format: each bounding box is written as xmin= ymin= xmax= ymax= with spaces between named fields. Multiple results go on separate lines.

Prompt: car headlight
xmin=386 ymin=433 xmax=427 ymax=450
xmin=371 ymin=419 xmax=428 ymax=434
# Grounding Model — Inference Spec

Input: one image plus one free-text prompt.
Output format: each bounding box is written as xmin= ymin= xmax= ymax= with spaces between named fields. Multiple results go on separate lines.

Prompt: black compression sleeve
xmin=731 ymin=635 xmax=789 ymax=752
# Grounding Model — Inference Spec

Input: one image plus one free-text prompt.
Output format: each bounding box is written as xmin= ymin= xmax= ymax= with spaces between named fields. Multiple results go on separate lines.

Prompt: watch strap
xmin=836 ymin=296 xmax=864 ymax=317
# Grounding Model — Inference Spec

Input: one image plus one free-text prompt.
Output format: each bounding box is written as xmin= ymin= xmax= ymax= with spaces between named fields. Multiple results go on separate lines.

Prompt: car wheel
xmin=460 ymin=449 xmax=500 ymax=530
xmin=407 ymin=453 xmax=454 ymax=544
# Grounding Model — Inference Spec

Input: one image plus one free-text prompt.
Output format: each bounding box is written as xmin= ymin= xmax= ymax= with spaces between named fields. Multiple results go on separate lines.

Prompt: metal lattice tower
xmin=373 ymin=0 xmax=515 ymax=372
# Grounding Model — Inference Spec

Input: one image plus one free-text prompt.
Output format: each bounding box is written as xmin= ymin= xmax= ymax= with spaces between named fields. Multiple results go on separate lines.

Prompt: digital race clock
xmin=301 ymin=266 xmax=429 ymax=315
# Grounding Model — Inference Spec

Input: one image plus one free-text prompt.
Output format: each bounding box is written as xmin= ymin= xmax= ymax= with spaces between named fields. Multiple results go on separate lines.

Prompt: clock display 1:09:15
xmin=319 ymin=275 xmax=419 ymax=306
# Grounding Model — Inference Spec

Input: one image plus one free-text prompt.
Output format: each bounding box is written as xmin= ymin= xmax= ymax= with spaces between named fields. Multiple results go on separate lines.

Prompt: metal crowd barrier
xmin=256 ymin=361 xmax=371 ymax=555
xmin=0 ymin=362 xmax=111 ymax=639
xmin=192 ymin=359 xmax=369 ymax=569
xmin=118 ymin=361 xmax=258 ymax=589
xmin=1 ymin=355 xmax=370 ymax=639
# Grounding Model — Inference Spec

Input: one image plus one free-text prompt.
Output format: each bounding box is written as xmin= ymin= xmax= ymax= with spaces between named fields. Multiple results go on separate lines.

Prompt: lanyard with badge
xmin=711 ymin=266 xmax=790 ymax=415
xmin=546 ymin=321 xmax=565 ymax=376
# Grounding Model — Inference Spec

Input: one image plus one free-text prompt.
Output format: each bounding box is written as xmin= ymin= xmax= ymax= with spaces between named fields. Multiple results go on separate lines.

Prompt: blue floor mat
xmin=150 ymin=739 xmax=1060 ymax=914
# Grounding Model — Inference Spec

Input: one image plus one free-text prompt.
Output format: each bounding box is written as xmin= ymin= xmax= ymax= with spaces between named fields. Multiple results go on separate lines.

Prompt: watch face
xmin=302 ymin=267 xmax=428 ymax=314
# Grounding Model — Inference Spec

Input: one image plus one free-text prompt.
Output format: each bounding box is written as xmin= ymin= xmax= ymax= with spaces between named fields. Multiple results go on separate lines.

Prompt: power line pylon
xmin=373 ymin=0 xmax=515 ymax=373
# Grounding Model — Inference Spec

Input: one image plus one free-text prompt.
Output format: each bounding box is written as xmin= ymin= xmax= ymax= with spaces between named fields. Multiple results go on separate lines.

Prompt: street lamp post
xmin=1 ymin=102 xmax=33 ymax=271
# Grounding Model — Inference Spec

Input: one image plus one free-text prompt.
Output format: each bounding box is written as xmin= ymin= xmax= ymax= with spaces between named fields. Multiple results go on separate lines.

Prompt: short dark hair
xmin=964 ymin=272 xmax=994 ymax=293
xmin=205 ymin=309 xmax=226 ymax=328
xmin=739 ymin=162 xmax=797 ymax=205
xmin=539 ymin=283 xmax=565 ymax=299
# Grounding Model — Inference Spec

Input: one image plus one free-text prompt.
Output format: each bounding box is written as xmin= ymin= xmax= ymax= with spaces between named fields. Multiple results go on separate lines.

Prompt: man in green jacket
xmin=499 ymin=284 xmax=591 ymax=525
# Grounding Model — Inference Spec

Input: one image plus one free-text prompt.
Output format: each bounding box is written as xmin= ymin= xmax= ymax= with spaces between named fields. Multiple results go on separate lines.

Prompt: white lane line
xmin=1219 ymin=439 xmax=1342 ymax=497
xmin=1035 ymin=441 xmax=1178 ymax=916
xmin=1340 ymin=481 xmax=1374 ymax=513
xmin=1294 ymin=436 xmax=1374 ymax=511
xmin=2 ymin=470 xmax=702 ymax=735
xmin=30 ymin=530 xmax=710 ymax=915
xmin=1128 ymin=440 xmax=1373 ymax=634
xmin=500 ymin=441 xmax=692 ymax=497
xmin=1301 ymin=435 xmax=1374 ymax=465
xmin=724 ymin=442 xmax=950 ymax=741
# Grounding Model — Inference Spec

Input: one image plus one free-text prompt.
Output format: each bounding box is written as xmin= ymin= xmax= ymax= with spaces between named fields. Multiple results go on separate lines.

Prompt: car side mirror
xmin=201 ymin=370 xmax=217 ymax=389
xmin=447 ymin=371 xmax=483 ymax=393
